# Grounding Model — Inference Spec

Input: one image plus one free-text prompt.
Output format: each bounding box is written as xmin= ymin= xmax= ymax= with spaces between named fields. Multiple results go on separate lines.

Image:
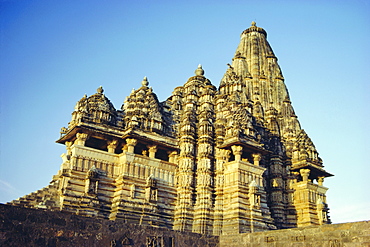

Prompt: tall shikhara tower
xmin=10 ymin=22 xmax=333 ymax=235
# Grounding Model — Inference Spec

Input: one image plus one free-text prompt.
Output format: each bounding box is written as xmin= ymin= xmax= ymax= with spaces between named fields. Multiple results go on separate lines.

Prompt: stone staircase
xmin=9 ymin=181 xmax=60 ymax=210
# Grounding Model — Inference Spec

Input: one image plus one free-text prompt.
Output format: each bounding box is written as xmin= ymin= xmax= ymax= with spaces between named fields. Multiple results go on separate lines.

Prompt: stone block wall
xmin=219 ymin=220 xmax=369 ymax=247
xmin=1 ymin=203 xmax=369 ymax=246
xmin=0 ymin=204 xmax=218 ymax=247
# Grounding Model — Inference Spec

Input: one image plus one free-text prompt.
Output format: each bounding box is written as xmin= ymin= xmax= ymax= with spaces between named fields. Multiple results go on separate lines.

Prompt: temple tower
xmin=218 ymin=22 xmax=333 ymax=229
xmin=172 ymin=65 xmax=217 ymax=234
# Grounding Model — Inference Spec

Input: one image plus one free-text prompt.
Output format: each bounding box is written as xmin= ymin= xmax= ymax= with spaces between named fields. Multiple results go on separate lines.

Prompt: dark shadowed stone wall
xmin=1 ymin=204 xmax=369 ymax=247
xmin=219 ymin=221 xmax=369 ymax=247
xmin=0 ymin=204 xmax=218 ymax=247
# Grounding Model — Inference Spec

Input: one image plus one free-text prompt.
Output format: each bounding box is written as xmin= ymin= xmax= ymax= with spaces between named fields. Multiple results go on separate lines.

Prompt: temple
xmin=9 ymin=22 xmax=333 ymax=235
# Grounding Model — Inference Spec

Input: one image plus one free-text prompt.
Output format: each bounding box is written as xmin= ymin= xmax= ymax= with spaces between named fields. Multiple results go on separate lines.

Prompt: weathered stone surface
xmin=219 ymin=220 xmax=370 ymax=247
xmin=1 ymin=204 xmax=368 ymax=246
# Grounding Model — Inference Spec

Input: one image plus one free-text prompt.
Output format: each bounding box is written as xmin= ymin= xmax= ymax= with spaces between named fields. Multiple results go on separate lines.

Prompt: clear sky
xmin=0 ymin=0 xmax=369 ymax=224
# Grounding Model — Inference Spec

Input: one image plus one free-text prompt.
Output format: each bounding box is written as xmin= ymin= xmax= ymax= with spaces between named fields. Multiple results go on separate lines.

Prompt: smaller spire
xmin=97 ymin=86 xmax=104 ymax=94
xmin=242 ymin=21 xmax=267 ymax=36
xmin=141 ymin=76 xmax=149 ymax=87
xmin=195 ymin=64 xmax=204 ymax=76
xmin=283 ymin=95 xmax=291 ymax=103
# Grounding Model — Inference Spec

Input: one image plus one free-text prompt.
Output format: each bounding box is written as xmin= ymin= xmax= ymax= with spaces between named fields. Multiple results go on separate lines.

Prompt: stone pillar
xmin=252 ymin=153 xmax=262 ymax=166
xmin=249 ymin=181 xmax=261 ymax=233
xmin=107 ymin=140 xmax=118 ymax=153
xmin=125 ymin=138 xmax=137 ymax=153
xmin=148 ymin=145 xmax=157 ymax=158
xmin=65 ymin=141 xmax=73 ymax=157
xmin=231 ymin=145 xmax=243 ymax=161
xmin=174 ymin=138 xmax=196 ymax=232
xmin=193 ymin=140 xmax=213 ymax=234
xmin=213 ymin=148 xmax=230 ymax=235
xmin=75 ymin=133 xmax=88 ymax=146
xmin=317 ymin=177 xmax=324 ymax=186
xmin=168 ymin=151 xmax=178 ymax=163
xmin=268 ymin=155 xmax=285 ymax=229
xmin=300 ymin=169 xmax=310 ymax=182
xmin=316 ymin=198 xmax=324 ymax=225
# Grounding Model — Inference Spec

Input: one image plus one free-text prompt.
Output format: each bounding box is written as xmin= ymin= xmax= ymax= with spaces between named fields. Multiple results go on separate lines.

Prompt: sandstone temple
xmin=10 ymin=22 xmax=333 ymax=236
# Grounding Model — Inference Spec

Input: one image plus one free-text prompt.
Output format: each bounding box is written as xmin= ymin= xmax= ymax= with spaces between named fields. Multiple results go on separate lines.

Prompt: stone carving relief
xmin=145 ymin=175 xmax=158 ymax=202
xmin=85 ymin=166 xmax=100 ymax=195
xmin=110 ymin=236 xmax=132 ymax=247
xmin=76 ymin=132 xmax=89 ymax=146
xmin=146 ymin=236 xmax=163 ymax=247
xmin=180 ymin=142 xmax=194 ymax=156
xmin=130 ymin=184 xmax=135 ymax=199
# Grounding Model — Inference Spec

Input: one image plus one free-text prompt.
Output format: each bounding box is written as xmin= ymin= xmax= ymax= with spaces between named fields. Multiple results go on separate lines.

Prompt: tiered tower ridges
xmin=9 ymin=22 xmax=332 ymax=235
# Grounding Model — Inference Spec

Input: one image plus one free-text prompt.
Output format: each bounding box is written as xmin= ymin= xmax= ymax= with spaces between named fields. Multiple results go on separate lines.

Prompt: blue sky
xmin=1 ymin=0 xmax=369 ymax=223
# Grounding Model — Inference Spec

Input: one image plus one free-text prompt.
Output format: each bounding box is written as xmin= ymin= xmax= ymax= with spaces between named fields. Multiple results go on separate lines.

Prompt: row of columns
xmin=293 ymin=168 xmax=329 ymax=226
xmin=74 ymin=133 xmax=177 ymax=162
xmin=75 ymin=132 xmax=262 ymax=166
xmin=231 ymin=145 xmax=262 ymax=166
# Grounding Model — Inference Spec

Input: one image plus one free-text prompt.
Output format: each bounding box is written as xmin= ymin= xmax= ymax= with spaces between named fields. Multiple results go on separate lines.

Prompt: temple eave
xmin=218 ymin=136 xmax=270 ymax=154
xmin=291 ymin=163 xmax=334 ymax=178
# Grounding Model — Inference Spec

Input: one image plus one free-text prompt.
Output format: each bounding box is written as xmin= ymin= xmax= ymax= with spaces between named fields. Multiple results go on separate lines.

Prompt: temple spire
xmin=141 ymin=76 xmax=149 ymax=87
xmin=195 ymin=64 xmax=204 ymax=76
xmin=222 ymin=22 xmax=287 ymax=113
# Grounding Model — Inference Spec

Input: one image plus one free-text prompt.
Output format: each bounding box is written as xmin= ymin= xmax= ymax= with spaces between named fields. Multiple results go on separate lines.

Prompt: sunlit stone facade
xmin=10 ymin=22 xmax=333 ymax=235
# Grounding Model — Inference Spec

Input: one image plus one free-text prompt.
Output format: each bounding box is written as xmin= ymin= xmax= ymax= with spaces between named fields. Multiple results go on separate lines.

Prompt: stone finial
xmin=141 ymin=76 xmax=149 ymax=87
xmin=251 ymin=21 xmax=256 ymax=27
xmin=195 ymin=64 xmax=204 ymax=76
xmin=97 ymin=86 xmax=104 ymax=94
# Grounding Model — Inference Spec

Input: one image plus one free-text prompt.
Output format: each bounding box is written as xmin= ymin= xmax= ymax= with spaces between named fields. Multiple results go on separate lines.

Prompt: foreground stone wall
xmin=1 ymin=204 xmax=368 ymax=247
xmin=0 ymin=204 xmax=218 ymax=247
xmin=219 ymin=221 xmax=369 ymax=247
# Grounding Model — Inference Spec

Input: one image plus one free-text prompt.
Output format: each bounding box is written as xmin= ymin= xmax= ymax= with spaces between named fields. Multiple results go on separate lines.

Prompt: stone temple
xmin=10 ymin=22 xmax=333 ymax=235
